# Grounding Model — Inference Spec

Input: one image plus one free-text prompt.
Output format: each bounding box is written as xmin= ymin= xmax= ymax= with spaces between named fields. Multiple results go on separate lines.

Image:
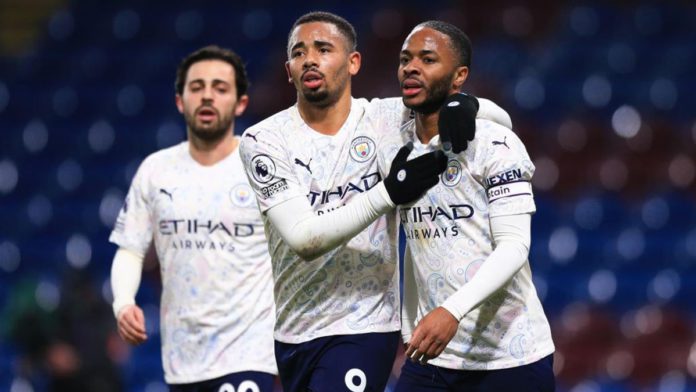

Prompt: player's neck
xmin=188 ymin=130 xmax=238 ymax=166
xmin=297 ymin=89 xmax=352 ymax=136
xmin=414 ymin=111 xmax=440 ymax=145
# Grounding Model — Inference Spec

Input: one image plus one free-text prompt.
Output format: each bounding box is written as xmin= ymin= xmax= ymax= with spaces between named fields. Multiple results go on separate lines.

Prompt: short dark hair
xmin=175 ymin=45 xmax=249 ymax=98
xmin=288 ymin=11 xmax=357 ymax=54
xmin=416 ymin=21 xmax=472 ymax=67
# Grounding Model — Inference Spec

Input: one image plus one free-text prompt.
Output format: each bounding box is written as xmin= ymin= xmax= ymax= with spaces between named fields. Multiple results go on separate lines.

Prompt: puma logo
xmin=159 ymin=188 xmax=174 ymax=201
xmin=294 ymin=158 xmax=312 ymax=174
xmin=245 ymin=132 xmax=259 ymax=142
xmin=492 ymin=136 xmax=509 ymax=149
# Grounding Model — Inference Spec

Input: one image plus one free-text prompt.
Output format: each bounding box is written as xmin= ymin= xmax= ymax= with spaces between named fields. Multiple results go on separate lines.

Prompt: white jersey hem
xmin=164 ymin=363 xmax=279 ymax=384
xmin=273 ymin=324 xmax=401 ymax=345
xmin=429 ymin=343 xmax=555 ymax=371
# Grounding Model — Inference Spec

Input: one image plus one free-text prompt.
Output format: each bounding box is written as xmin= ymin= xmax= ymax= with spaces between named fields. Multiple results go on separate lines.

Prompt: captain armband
xmin=487 ymin=181 xmax=533 ymax=203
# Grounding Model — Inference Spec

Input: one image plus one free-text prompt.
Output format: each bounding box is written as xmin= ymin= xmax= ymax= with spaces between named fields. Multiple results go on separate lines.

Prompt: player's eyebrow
xmin=291 ymin=40 xmax=335 ymax=52
xmin=417 ymin=49 xmax=436 ymax=57
xmin=401 ymin=49 xmax=437 ymax=56
xmin=290 ymin=41 xmax=306 ymax=52
xmin=187 ymin=78 xmax=230 ymax=87
xmin=186 ymin=78 xmax=231 ymax=88
xmin=313 ymin=40 xmax=334 ymax=48
xmin=211 ymin=79 xmax=230 ymax=87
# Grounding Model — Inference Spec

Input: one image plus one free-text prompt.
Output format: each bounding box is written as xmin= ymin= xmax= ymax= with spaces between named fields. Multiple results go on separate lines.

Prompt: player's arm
xmin=476 ymin=97 xmax=512 ymax=129
xmin=111 ymin=247 xmax=148 ymax=345
xmin=400 ymin=244 xmax=419 ymax=344
xmin=267 ymin=143 xmax=446 ymax=261
xmin=441 ymin=213 xmax=530 ymax=318
xmin=405 ymin=213 xmax=531 ymax=363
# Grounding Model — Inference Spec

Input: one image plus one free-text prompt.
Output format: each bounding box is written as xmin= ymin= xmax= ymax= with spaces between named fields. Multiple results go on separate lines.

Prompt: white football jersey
xmin=110 ymin=140 xmax=277 ymax=383
xmin=379 ymin=120 xmax=555 ymax=370
xmin=239 ymin=98 xmax=408 ymax=344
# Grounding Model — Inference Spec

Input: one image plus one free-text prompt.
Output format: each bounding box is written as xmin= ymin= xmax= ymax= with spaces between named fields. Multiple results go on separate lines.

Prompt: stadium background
xmin=1 ymin=0 xmax=695 ymax=391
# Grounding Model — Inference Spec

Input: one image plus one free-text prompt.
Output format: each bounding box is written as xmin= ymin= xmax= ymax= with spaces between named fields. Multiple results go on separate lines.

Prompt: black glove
xmin=438 ymin=93 xmax=479 ymax=154
xmin=383 ymin=142 xmax=447 ymax=205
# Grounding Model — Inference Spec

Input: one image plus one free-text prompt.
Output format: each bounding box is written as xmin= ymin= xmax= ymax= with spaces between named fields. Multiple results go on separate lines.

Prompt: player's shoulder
xmin=240 ymin=106 xmax=296 ymax=151
xmin=476 ymin=97 xmax=513 ymax=129
xmin=126 ymin=142 xmax=187 ymax=188
xmin=243 ymin=106 xmax=295 ymax=136
xmin=466 ymin=120 xmax=532 ymax=171
xmin=139 ymin=141 xmax=187 ymax=170
xmin=364 ymin=96 xmax=403 ymax=112
xmin=472 ymin=119 xmax=524 ymax=149
xmin=362 ymin=96 xmax=408 ymax=126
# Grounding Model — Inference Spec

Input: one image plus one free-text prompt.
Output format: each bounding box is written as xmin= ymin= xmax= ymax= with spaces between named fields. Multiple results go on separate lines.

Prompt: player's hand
xmin=438 ymin=93 xmax=479 ymax=154
xmin=405 ymin=307 xmax=459 ymax=365
xmin=383 ymin=142 xmax=447 ymax=205
xmin=116 ymin=304 xmax=148 ymax=345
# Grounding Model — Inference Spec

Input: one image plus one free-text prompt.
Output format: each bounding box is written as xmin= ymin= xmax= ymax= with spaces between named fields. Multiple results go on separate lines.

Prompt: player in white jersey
xmin=240 ymin=12 xmax=451 ymax=392
xmin=380 ymin=21 xmax=556 ymax=391
xmin=109 ymin=46 xmax=277 ymax=391
xmin=239 ymin=12 xmax=511 ymax=392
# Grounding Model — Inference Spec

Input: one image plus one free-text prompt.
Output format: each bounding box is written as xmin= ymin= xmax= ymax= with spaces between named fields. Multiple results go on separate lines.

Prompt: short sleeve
xmin=239 ymin=126 xmax=306 ymax=213
xmin=109 ymin=161 xmax=153 ymax=256
xmin=474 ymin=122 xmax=536 ymax=218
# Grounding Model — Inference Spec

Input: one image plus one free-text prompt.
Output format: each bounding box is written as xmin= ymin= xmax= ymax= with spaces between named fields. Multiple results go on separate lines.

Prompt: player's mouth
xmin=302 ymin=70 xmax=324 ymax=89
xmin=401 ymin=78 xmax=424 ymax=97
xmin=196 ymin=107 xmax=218 ymax=122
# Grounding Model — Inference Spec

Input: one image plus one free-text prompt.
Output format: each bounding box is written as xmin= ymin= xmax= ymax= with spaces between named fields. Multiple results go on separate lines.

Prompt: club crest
xmin=230 ymin=184 xmax=254 ymax=207
xmin=441 ymin=159 xmax=462 ymax=187
xmin=349 ymin=136 xmax=375 ymax=162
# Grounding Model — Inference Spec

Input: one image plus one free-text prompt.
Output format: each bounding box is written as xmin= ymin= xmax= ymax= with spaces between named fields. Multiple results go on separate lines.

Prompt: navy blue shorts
xmin=168 ymin=371 xmax=276 ymax=392
xmin=394 ymin=354 xmax=555 ymax=392
xmin=275 ymin=331 xmax=400 ymax=392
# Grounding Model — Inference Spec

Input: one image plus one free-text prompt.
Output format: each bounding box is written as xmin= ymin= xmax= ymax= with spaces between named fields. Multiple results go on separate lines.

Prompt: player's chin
xmin=302 ymin=86 xmax=325 ymax=96
xmin=402 ymin=96 xmax=423 ymax=110
xmin=197 ymin=121 xmax=224 ymax=133
xmin=303 ymin=89 xmax=330 ymax=105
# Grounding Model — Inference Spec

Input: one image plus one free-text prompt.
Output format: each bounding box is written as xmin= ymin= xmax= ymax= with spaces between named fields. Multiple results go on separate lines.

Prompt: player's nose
xmin=303 ymin=50 xmax=319 ymax=69
xmin=201 ymin=87 xmax=214 ymax=100
xmin=401 ymin=61 xmax=419 ymax=76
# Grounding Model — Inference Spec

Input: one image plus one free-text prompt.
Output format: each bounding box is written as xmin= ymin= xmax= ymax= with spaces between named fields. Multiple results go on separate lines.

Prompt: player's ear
xmin=348 ymin=51 xmax=361 ymax=76
xmin=452 ymin=66 xmax=469 ymax=91
xmin=235 ymin=94 xmax=249 ymax=116
xmin=175 ymin=94 xmax=184 ymax=114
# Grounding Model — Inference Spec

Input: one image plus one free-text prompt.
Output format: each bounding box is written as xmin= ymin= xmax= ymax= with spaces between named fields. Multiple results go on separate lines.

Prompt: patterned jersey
xmin=378 ymin=120 xmax=555 ymax=370
xmin=239 ymin=97 xmax=408 ymax=344
xmin=110 ymin=141 xmax=277 ymax=383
